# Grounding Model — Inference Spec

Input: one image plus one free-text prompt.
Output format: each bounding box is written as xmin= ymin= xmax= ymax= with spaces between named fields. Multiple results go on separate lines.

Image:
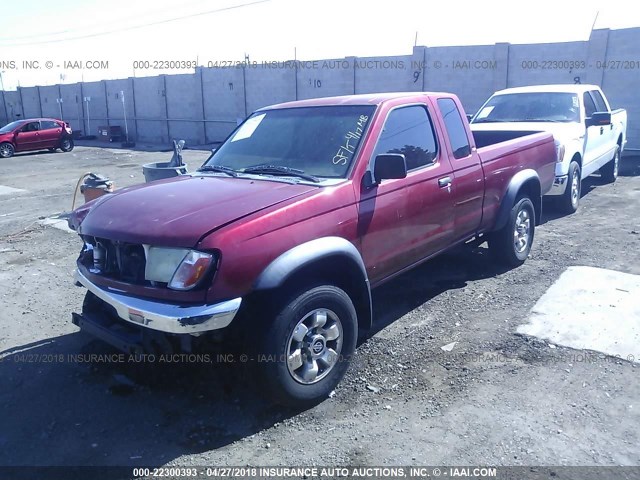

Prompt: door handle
xmin=438 ymin=176 xmax=452 ymax=188
xmin=600 ymin=127 xmax=604 ymax=135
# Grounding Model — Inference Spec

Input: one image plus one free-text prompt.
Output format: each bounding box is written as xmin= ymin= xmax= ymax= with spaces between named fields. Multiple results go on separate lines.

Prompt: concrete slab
xmin=518 ymin=266 xmax=640 ymax=363
xmin=0 ymin=185 xmax=27 ymax=196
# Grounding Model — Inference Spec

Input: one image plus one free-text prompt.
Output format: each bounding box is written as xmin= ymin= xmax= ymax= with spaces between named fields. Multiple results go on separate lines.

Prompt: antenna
xmin=589 ymin=10 xmax=599 ymax=37
xmin=414 ymin=31 xmax=418 ymax=47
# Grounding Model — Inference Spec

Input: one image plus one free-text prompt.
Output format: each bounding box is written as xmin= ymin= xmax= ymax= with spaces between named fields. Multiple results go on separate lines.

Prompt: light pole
xmin=56 ymin=98 xmax=63 ymax=120
xmin=120 ymin=90 xmax=129 ymax=143
xmin=84 ymin=96 xmax=91 ymax=136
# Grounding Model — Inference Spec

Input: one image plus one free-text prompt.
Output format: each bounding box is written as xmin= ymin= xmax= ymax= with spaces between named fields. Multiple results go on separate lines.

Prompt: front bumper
xmin=547 ymin=174 xmax=568 ymax=196
xmin=74 ymin=269 xmax=242 ymax=334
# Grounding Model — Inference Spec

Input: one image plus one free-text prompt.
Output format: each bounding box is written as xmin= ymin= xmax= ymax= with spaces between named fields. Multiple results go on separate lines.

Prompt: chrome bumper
xmin=547 ymin=174 xmax=568 ymax=196
xmin=74 ymin=269 xmax=241 ymax=334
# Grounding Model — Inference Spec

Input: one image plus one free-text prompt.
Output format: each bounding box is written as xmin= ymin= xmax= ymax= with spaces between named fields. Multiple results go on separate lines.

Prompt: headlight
xmin=555 ymin=143 xmax=565 ymax=163
xmin=144 ymin=247 xmax=215 ymax=290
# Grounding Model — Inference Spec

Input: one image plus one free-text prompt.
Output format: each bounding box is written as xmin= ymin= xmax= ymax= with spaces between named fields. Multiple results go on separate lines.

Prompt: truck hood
xmin=471 ymin=122 xmax=584 ymax=145
xmin=77 ymin=175 xmax=316 ymax=247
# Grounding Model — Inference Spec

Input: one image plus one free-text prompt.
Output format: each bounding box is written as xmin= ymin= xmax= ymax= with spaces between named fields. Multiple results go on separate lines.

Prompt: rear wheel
xmin=488 ymin=196 xmax=535 ymax=267
xmin=0 ymin=142 xmax=14 ymax=158
xmin=253 ymin=285 xmax=357 ymax=407
xmin=600 ymin=146 xmax=620 ymax=183
xmin=556 ymin=160 xmax=581 ymax=214
xmin=60 ymin=138 xmax=74 ymax=152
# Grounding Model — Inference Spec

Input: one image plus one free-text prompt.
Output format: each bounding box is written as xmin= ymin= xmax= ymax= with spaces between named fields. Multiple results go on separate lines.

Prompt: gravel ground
xmin=0 ymin=146 xmax=639 ymax=474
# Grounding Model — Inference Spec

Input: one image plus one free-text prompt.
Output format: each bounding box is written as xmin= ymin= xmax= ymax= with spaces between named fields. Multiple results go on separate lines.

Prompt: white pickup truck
xmin=470 ymin=85 xmax=627 ymax=213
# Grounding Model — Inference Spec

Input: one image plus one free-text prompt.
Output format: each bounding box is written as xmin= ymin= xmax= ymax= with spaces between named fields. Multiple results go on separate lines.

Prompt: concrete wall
xmin=1 ymin=27 xmax=638 ymax=149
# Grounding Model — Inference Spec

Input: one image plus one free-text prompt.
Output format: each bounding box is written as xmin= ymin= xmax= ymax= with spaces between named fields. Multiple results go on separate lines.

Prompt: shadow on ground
xmin=0 ymin=238 xmax=526 ymax=472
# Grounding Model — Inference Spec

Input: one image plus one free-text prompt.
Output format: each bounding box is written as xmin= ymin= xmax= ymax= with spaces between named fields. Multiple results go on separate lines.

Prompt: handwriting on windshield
xmin=332 ymin=115 xmax=369 ymax=165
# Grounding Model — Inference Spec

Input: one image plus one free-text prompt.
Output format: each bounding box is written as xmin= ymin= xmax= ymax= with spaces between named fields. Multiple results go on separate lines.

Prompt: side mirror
xmin=466 ymin=113 xmax=474 ymax=122
xmin=586 ymin=111 xmax=611 ymax=127
xmin=369 ymin=154 xmax=407 ymax=186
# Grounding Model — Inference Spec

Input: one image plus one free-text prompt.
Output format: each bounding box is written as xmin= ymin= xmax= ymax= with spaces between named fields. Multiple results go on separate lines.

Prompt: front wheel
xmin=600 ymin=146 xmax=620 ymax=183
xmin=253 ymin=285 xmax=357 ymax=407
xmin=488 ymin=197 xmax=535 ymax=267
xmin=59 ymin=137 xmax=74 ymax=152
xmin=556 ymin=160 xmax=581 ymax=214
xmin=0 ymin=142 xmax=15 ymax=158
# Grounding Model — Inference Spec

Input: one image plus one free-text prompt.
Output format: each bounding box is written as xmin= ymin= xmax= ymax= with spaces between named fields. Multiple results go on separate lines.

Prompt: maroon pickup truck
xmin=69 ymin=92 xmax=555 ymax=405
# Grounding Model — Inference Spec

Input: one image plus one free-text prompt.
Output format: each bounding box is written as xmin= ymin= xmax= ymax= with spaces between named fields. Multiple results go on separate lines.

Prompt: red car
xmin=0 ymin=118 xmax=74 ymax=158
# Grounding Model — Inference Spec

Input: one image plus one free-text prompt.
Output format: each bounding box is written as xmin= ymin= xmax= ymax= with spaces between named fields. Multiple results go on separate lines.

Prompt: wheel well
xmin=617 ymin=135 xmax=623 ymax=148
xmin=518 ymin=178 xmax=542 ymax=223
xmin=265 ymin=255 xmax=372 ymax=330
xmin=571 ymin=152 xmax=582 ymax=168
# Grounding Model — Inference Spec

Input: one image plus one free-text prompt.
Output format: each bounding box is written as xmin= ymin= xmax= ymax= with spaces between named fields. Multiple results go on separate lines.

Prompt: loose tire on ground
xmin=600 ymin=146 xmax=620 ymax=184
xmin=252 ymin=285 xmax=357 ymax=407
xmin=488 ymin=196 xmax=535 ymax=267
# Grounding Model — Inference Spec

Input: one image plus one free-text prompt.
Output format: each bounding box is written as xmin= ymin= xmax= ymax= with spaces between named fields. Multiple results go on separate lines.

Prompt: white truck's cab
xmin=470 ymin=85 xmax=627 ymax=213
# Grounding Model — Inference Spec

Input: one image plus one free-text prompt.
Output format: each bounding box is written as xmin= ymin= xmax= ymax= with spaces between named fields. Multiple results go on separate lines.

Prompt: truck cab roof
xmin=260 ymin=91 xmax=457 ymax=110
xmin=493 ymin=84 xmax=602 ymax=95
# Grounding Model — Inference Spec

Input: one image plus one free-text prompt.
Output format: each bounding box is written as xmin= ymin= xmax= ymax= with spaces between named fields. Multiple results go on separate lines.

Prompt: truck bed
xmin=472 ymin=129 xmax=543 ymax=149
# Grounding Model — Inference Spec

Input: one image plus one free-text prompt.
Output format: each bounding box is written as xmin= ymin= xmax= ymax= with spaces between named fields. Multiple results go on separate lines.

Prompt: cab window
xmin=372 ymin=106 xmax=438 ymax=171
xmin=590 ymin=90 xmax=608 ymax=112
xmin=583 ymin=93 xmax=597 ymax=117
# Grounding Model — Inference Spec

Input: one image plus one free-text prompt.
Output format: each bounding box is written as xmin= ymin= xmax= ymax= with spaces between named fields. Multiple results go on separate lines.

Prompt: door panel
xmin=14 ymin=122 xmax=42 ymax=151
xmin=39 ymin=121 xmax=62 ymax=148
xmin=583 ymin=91 xmax=608 ymax=168
xmin=357 ymin=104 xmax=454 ymax=284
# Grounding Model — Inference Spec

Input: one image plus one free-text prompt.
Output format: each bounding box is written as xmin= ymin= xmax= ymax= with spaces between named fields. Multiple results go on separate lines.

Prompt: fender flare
xmin=494 ymin=169 xmax=541 ymax=231
xmin=253 ymin=236 xmax=373 ymax=328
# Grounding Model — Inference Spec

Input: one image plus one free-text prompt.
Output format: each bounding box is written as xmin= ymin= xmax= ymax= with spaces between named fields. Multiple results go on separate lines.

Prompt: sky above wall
xmin=0 ymin=0 xmax=637 ymax=89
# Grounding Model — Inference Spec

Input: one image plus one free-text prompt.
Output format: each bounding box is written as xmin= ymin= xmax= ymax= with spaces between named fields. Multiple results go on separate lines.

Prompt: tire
xmin=556 ymin=160 xmax=581 ymax=214
xmin=60 ymin=137 xmax=74 ymax=152
xmin=0 ymin=142 xmax=14 ymax=158
xmin=253 ymin=285 xmax=357 ymax=407
xmin=488 ymin=197 xmax=535 ymax=267
xmin=600 ymin=146 xmax=620 ymax=183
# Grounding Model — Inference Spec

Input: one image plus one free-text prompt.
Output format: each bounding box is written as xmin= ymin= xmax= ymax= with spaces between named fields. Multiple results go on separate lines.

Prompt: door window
xmin=21 ymin=122 xmax=40 ymax=132
xmin=590 ymin=90 xmax=608 ymax=112
xmin=372 ymin=106 xmax=438 ymax=171
xmin=41 ymin=120 xmax=59 ymax=130
xmin=583 ymin=93 xmax=597 ymax=117
xmin=437 ymin=98 xmax=471 ymax=159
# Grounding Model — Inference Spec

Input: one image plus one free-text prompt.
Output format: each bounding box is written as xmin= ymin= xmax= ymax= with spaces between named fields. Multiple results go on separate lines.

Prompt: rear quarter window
xmin=437 ymin=98 xmax=471 ymax=159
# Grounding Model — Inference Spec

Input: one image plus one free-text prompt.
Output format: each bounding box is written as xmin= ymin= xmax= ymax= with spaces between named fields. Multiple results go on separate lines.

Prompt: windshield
xmin=0 ymin=121 xmax=24 ymax=133
xmin=204 ymin=105 xmax=375 ymax=179
xmin=473 ymin=92 xmax=580 ymax=123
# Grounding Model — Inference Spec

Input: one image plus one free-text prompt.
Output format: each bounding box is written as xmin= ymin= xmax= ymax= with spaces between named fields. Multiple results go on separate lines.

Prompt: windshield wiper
xmin=522 ymin=118 xmax=564 ymax=123
xmin=197 ymin=164 xmax=239 ymax=177
xmin=472 ymin=118 xmax=502 ymax=123
xmin=242 ymin=164 xmax=320 ymax=183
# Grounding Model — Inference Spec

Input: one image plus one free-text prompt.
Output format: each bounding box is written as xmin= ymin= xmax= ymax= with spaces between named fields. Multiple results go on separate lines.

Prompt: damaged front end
xmin=71 ymin=234 xmax=242 ymax=355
